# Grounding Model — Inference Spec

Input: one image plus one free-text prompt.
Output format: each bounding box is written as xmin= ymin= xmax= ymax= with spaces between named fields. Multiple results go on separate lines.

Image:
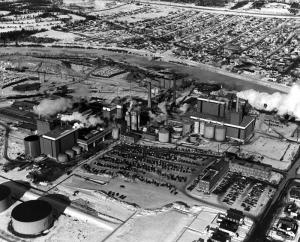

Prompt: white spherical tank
xmin=65 ymin=149 xmax=75 ymax=159
xmin=57 ymin=153 xmax=69 ymax=163
xmin=72 ymin=146 xmax=82 ymax=155
xmin=158 ymin=129 xmax=169 ymax=143
xmin=215 ymin=125 xmax=226 ymax=142
xmin=194 ymin=121 xmax=199 ymax=134
xmin=199 ymin=121 xmax=205 ymax=135
xmin=112 ymin=127 xmax=120 ymax=140
xmin=0 ymin=185 xmax=11 ymax=213
xmin=11 ymin=200 xmax=53 ymax=236
xmin=204 ymin=123 xmax=215 ymax=139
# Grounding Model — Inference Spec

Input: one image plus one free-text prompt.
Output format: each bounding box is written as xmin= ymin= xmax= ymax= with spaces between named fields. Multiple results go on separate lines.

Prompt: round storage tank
xmin=189 ymin=134 xmax=198 ymax=143
xmin=112 ymin=127 xmax=119 ymax=140
xmin=125 ymin=112 xmax=131 ymax=127
xmin=24 ymin=135 xmax=41 ymax=158
xmin=172 ymin=132 xmax=181 ymax=139
xmin=215 ymin=125 xmax=226 ymax=142
xmin=173 ymin=125 xmax=183 ymax=133
xmin=57 ymin=153 xmax=69 ymax=163
xmin=11 ymin=200 xmax=53 ymax=236
xmin=0 ymin=185 xmax=11 ymax=213
xmin=199 ymin=121 xmax=205 ymax=136
xmin=194 ymin=121 xmax=199 ymax=134
xmin=65 ymin=150 xmax=75 ymax=159
xmin=72 ymin=146 xmax=82 ymax=155
xmin=158 ymin=129 xmax=169 ymax=143
xmin=204 ymin=124 xmax=215 ymax=139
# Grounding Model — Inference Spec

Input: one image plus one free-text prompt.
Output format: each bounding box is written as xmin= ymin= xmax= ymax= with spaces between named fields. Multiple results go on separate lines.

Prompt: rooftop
xmin=42 ymin=126 xmax=75 ymax=140
xmin=189 ymin=110 xmax=255 ymax=129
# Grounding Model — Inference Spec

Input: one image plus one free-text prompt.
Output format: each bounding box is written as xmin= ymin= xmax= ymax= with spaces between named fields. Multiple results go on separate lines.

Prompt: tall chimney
xmin=236 ymin=97 xmax=239 ymax=112
xmin=148 ymin=81 xmax=152 ymax=108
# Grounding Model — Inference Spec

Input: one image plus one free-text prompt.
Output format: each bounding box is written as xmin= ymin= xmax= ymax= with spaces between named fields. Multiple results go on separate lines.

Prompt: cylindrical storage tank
xmin=172 ymin=132 xmax=181 ymax=139
xmin=204 ymin=123 xmax=215 ymax=139
xmin=215 ymin=125 xmax=226 ymax=142
xmin=0 ymin=185 xmax=11 ymax=213
xmin=112 ymin=127 xmax=119 ymax=140
xmin=158 ymin=128 xmax=169 ymax=143
xmin=116 ymin=105 xmax=122 ymax=119
xmin=199 ymin=121 xmax=205 ymax=135
xmin=173 ymin=125 xmax=183 ymax=133
xmin=183 ymin=123 xmax=192 ymax=135
xmin=194 ymin=121 xmax=199 ymax=134
xmin=11 ymin=200 xmax=53 ymax=236
xmin=189 ymin=134 xmax=198 ymax=143
xmin=57 ymin=153 xmax=69 ymax=163
xmin=125 ymin=112 xmax=131 ymax=127
xmin=65 ymin=149 xmax=75 ymax=159
xmin=72 ymin=146 xmax=82 ymax=155
xmin=24 ymin=135 xmax=41 ymax=158
xmin=131 ymin=112 xmax=137 ymax=131
xmin=171 ymin=132 xmax=180 ymax=143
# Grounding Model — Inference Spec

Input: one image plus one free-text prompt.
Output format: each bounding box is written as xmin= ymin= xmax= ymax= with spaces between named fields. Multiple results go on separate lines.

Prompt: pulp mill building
xmin=40 ymin=127 xmax=78 ymax=159
xmin=189 ymin=97 xmax=255 ymax=142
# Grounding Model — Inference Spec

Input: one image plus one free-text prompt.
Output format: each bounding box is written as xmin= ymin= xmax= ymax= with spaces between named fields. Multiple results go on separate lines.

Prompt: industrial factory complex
xmin=0 ymin=1 xmax=299 ymax=239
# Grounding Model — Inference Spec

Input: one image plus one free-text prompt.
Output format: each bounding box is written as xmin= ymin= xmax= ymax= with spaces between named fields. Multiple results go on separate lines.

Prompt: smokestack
xmin=236 ymin=97 xmax=239 ymax=113
xmin=148 ymin=82 xmax=152 ymax=108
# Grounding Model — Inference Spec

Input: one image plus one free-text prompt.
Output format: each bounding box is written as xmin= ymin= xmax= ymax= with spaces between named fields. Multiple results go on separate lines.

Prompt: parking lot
xmin=213 ymin=172 xmax=276 ymax=217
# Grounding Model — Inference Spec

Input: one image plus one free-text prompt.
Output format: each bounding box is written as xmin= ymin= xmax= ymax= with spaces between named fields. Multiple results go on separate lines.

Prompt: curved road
xmin=140 ymin=0 xmax=300 ymax=18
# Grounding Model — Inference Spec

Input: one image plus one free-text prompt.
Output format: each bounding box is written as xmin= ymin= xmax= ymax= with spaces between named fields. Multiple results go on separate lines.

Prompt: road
xmin=139 ymin=0 xmax=300 ymax=18
xmin=247 ymin=152 xmax=300 ymax=241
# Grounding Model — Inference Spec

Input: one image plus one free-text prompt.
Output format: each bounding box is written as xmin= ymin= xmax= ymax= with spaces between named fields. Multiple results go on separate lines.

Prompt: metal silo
xmin=158 ymin=128 xmax=169 ymax=143
xmin=215 ymin=125 xmax=226 ymax=142
xmin=204 ymin=123 xmax=215 ymax=139
xmin=194 ymin=121 xmax=199 ymax=134
xmin=24 ymin=135 xmax=41 ymax=158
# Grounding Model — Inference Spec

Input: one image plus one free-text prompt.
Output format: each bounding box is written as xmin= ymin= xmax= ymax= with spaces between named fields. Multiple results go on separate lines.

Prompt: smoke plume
xmin=60 ymin=112 xmax=103 ymax=128
xmin=33 ymin=98 xmax=73 ymax=117
xmin=148 ymin=110 xmax=167 ymax=123
xmin=237 ymin=84 xmax=300 ymax=119
xmin=158 ymin=101 xmax=168 ymax=115
xmin=179 ymin=103 xmax=190 ymax=114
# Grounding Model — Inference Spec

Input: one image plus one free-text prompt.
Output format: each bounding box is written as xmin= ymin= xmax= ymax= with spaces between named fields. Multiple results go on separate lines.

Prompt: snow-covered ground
xmin=33 ymin=30 xmax=80 ymax=42
xmin=240 ymin=136 xmax=299 ymax=171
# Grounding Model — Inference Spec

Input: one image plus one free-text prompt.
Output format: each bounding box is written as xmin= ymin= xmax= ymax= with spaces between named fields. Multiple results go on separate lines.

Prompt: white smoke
xmin=148 ymin=110 xmax=167 ymax=123
xmin=33 ymin=98 xmax=73 ymax=117
xmin=71 ymin=85 xmax=91 ymax=100
xmin=237 ymin=84 xmax=300 ymax=119
xmin=179 ymin=103 xmax=190 ymax=114
xmin=158 ymin=101 xmax=168 ymax=115
xmin=60 ymin=111 xmax=103 ymax=128
xmin=128 ymin=99 xmax=135 ymax=113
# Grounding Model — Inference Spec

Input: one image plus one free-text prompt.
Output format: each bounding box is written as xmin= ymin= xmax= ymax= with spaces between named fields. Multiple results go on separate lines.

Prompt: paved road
xmin=140 ymin=0 xmax=300 ymax=18
xmin=248 ymin=153 xmax=300 ymax=241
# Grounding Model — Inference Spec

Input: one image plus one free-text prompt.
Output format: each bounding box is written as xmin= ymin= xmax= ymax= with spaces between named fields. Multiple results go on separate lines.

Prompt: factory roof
xmin=77 ymin=127 xmax=112 ymax=145
xmin=231 ymin=159 xmax=272 ymax=171
xmin=197 ymin=97 xmax=226 ymax=105
xmin=42 ymin=126 xmax=75 ymax=141
xmin=189 ymin=111 xmax=255 ymax=129
xmin=11 ymin=200 xmax=52 ymax=222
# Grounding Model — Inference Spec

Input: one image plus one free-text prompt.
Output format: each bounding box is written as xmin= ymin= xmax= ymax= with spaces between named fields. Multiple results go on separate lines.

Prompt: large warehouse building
xmin=40 ymin=127 xmax=78 ymax=159
xmin=190 ymin=97 xmax=255 ymax=142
